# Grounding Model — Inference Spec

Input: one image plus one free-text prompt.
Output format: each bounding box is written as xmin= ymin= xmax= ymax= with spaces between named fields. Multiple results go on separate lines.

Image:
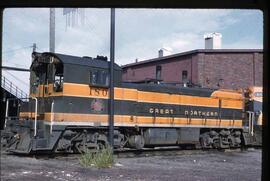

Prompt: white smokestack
xmin=204 ymin=32 xmax=222 ymax=49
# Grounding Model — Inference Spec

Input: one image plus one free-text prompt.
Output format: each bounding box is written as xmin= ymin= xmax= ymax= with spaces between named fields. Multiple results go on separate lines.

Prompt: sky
xmin=1 ymin=8 xmax=263 ymax=94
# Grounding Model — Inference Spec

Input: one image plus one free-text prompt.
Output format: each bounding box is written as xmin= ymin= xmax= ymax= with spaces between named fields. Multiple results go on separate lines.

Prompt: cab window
xmin=90 ymin=69 xmax=109 ymax=87
xmin=53 ymin=63 xmax=64 ymax=92
xmin=31 ymin=74 xmax=40 ymax=94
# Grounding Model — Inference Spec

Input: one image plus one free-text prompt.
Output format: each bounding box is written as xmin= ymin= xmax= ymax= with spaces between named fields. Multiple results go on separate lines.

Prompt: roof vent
xmin=82 ymin=56 xmax=92 ymax=59
xmin=96 ymin=55 xmax=108 ymax=61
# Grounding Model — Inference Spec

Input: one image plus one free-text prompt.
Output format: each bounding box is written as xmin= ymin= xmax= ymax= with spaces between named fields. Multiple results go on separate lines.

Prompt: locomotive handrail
xmin=50 ymin=101 xmax=54 ymax=134
xmin=4 ymin=97 xmax=32 ymax=128
xmin=4 ymin=99 xmax=10 ymax=128
xmin=33 ymin=97 xmax=38 ymax=137
xmin=247 ymin=111 xmax=254 ymax=136
xmin=1 ymin=76 xmax=28 ymax=100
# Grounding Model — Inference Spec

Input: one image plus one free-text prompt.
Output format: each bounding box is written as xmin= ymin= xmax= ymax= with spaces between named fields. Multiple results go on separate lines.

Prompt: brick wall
xmin=122 ymin=55 xmax=199 ymax=85
xmin=199 ymin=52 xmax=263 ymax=89
xmin=254 ymin=53 xmax=263 ymax=86
xmin=122 ymin=50 xmax=263 ymax=90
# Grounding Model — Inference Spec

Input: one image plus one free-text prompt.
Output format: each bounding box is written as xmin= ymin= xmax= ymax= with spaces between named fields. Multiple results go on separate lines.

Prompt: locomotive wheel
xmin=212 ymin=138 xmax=220 ymax=149
xmin=128 ymin=135 xmax=145 ymax=150
xmin=97 ymin=141 xmax=107 ymax=150
xmin=199 ymin=134 xmax=211 ymax=149
xmin=199 ymin=137 xmax=207 ymax=149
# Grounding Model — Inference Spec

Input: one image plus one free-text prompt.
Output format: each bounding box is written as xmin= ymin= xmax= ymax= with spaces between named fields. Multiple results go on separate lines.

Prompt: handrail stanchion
xmin=3 ymin=77 xmax=5 ymax=88
xmin=50 ymin=101 xmax=54 ymax=134
xmin=247 ymin=111 xmax=254 ymax=136
xmin=10 ymin=82 xmax=12 ymax=93
xmin=33 ymin=97 xmax=38 ymax=137
xmin=4 ymin=99 xmax=10 ymax=128
xmin=251 ymin=112 xmax=254 ymax=136
xmin=248 ymin=111 xmax=251 ymax=135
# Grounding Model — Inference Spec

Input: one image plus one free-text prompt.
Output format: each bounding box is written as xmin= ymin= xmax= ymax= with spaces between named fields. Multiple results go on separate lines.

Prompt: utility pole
xmin=49 ymin=8 xmax=55 ymax=53
xmin=32 ymin=43 xmax=37 ymax=52
xmin=109 ymin=8 xmax=115 ymax=148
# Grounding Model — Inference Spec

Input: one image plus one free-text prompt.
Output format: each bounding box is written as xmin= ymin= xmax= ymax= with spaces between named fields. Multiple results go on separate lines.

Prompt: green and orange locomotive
xmin=1 ymin=52 xmax=262 ymax=154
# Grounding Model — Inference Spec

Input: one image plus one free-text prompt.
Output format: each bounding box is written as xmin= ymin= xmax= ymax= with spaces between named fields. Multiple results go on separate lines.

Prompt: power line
xmin=2 ymin=70 xmax=29 ymax=86
xmin=36 ymin=47 xmax=48 ymax=52
xmin=1 ymin=66 xmax=30 ymax=72
xmin=2 ymin=46 xmax=33 ymax=54
xmin=2 ymin=70 xmax=29 ymax=87
xmin=3 ymin=62 xmax=29 ymax=69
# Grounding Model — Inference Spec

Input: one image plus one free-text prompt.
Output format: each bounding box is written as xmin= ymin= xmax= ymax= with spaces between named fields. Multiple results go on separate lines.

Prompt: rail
xmin=1 ymin=76 xmax=28 ymax=100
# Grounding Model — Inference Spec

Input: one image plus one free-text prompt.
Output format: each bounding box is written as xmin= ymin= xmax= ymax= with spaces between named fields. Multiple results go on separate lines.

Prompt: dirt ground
xmin=0 ymin=148 xmax=261 ymax=181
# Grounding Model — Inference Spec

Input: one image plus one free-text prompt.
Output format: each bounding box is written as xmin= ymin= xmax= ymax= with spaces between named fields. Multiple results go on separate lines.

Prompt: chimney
xmin=204 ymin=32 xmax=222 ymax=49
xmin=158 ymin=47 xmax=173 ymax=57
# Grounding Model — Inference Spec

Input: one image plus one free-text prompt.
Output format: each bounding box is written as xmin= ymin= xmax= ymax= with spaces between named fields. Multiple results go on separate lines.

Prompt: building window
xmin=156 ymin=65 xmax=162 ymax=80
xmin=182 ymin=70 xmax=188 ymax=82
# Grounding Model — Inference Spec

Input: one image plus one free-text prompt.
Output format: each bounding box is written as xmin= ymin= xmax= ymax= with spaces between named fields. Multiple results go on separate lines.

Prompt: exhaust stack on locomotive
xmin=1 ymin=52 xmax=262 ymax=154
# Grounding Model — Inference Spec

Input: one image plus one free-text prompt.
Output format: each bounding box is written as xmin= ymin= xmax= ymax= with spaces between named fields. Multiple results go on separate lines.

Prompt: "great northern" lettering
xmin=184 ymin=110 xmax=218 ymax=117
xmin=149 ymin=108 xmax=174 ymax=115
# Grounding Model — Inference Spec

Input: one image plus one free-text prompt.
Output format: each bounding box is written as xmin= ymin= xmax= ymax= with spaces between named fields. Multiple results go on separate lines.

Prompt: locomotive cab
xmin=3 ymin=52 xmax=122 ymax=154
xmin=28 ymin=52 xmax=122 ymax=124
xmin=30 ymin=52 xmax=122 ymax=97
xmin=30 ymin=53 xmax=65 ymax=97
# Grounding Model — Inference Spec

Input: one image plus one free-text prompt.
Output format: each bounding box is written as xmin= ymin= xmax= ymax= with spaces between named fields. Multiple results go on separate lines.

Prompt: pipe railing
xmin=247 ymin=111 xmax=254 ymax=136
xmin=33 ymin=97 xmax=38 ymax=137
xmin=50 ymin=101 xmax=54 ymax=134
xmin=1 ymin=76 xmax=28 ymax=100
xmin=4 ymin=97 xmax=38 ymax=137
xmin=4 ymin=99 xmax=9 ymax=128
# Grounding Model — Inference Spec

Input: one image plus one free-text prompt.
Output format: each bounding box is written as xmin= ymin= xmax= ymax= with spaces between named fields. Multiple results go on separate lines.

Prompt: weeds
xmin=79 ymin=147 xmax=114 ymax=168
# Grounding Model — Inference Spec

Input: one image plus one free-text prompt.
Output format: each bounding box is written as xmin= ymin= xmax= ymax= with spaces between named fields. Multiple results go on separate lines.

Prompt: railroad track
xmin=113 ymin=146 xmax=253 ymax=158
xmin=1 ymin=145 xmax=260 ymax=160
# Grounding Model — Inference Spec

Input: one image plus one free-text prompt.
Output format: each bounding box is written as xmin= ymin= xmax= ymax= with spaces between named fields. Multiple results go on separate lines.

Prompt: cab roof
xmin=32 ymin=52 xmax=122 ymax=70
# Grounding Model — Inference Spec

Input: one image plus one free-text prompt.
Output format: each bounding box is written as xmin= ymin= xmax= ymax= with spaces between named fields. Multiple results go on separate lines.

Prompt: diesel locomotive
xmin=1 ymin=52 xmax=262 ymax=154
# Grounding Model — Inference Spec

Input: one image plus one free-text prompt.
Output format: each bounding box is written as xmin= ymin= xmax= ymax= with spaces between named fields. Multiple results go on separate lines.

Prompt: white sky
xmin=1 ymin=8 xmax=263 ymax=94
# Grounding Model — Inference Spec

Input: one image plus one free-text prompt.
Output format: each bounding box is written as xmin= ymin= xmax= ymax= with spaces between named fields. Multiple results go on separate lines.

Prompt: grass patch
xmin=79 ymin=147 xmax=114 ymax=168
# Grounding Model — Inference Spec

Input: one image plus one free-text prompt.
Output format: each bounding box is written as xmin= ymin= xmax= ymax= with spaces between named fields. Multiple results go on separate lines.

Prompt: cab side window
xmin=90 ymin=69 xmax=109 ymax=87
xmin=31 ymin=74 xmax=40 ymax=94
xmin=53 ymin=64 xmax=64 ymax=92
xmin=54 ymin=74 xmax=64 ymax=92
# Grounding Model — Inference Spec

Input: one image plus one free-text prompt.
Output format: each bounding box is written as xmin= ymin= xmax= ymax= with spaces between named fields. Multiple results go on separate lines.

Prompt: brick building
xmin=122 ymin=49 xmax=263 ymax=90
